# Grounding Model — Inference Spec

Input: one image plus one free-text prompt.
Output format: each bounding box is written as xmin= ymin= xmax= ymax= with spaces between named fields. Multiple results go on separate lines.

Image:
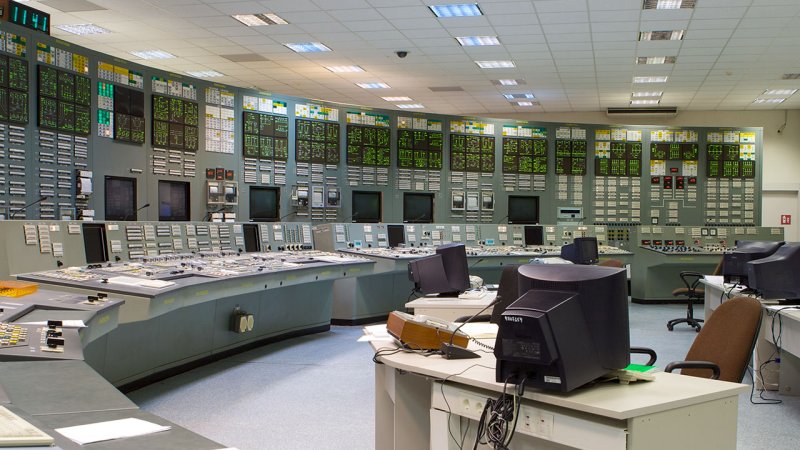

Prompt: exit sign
xmin=781 ymin=214 xmax=792 ymax=225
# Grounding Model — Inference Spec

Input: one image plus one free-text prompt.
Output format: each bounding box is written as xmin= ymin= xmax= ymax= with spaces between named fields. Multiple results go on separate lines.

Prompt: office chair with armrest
xmin=667 ymin=258 xmax=724 ymax=332
xmin=635 ymin=296 xmax=762 ymax=382
xmin=453 ymin=265 xmax=520 ymax=323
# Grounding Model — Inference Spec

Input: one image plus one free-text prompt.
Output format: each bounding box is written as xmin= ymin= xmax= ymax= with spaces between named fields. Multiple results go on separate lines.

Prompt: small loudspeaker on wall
xmin=230 ymin=307 xmax=254 ymax=334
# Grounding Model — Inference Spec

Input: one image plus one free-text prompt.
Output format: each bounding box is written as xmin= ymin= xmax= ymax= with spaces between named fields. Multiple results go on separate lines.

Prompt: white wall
xmin=489 ymin=109 xmax=800 ymax=235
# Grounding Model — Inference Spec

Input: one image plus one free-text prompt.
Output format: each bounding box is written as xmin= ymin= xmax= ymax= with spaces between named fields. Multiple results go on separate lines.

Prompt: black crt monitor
xmin=351 ymin=191 xmax=381 ymax=223
xmin=436 ymin=243 xmax=471 ymax=296
xmin=158 ymin=180 xmax=190 ymax=221
xmin=723 ymin=240 xmax=785 ymax=286
xmin=524 ymin=225 xmax=544 ymax=246
xmin=407 ymin=254 xmax=451 ymax=295
xmin=507 ymin=195 xmax=539 ymax=224
xmin=747 ymin=243 xmax=800 ymax=302
xmin=387 ymin=224 xmax=405 ymax=248
xmin=82 ymin=223 xmax=109 ymax=264
xmin=250 ymin=186 xmax=279 ymax=222
xmin=403 ymin=193 xmax=434 ymax=223
xmin=104 ymin=176 xmax=136 ymax=221
xmin=242 ymin=223 xmax=261 ymax=253
xmin=560 ymin=237 xmax=599 ymax=265
xmin=494 ymin=264 xmax=629 ymax=393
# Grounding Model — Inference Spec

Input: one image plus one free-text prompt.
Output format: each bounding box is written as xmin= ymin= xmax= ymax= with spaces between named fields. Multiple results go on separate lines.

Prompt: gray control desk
xmin=367 ymin=326 xmax=747 ymax=450
xmin=17 ymin=251 xmax=374 ymax=387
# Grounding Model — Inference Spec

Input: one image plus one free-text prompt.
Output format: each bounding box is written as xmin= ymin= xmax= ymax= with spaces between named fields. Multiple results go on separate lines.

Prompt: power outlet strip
xmin=517 ymin=404 xmax=554 ymax=440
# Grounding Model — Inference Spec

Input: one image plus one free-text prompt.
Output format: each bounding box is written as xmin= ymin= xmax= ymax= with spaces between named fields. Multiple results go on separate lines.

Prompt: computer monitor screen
xmin=495 ymin=264 xmax=629 ymax=392
xmin=436 ymin=243 xmax=471 ymax=296
xmin=250 ymin=186 xmax=279 ymax=222
xmin=243 ymin=223 xmax=261 ymax=252
xmin=748 ymin=243 xmax=800 ymax=301
xmin=507 ymin=195 xmax=539 ymax=224
xmin=82 ymin=223 xmax=108 ymax=264
xmin=408 ymin=254 xmax=451 ymax=295
xmin=403 ymin=193 xmax=433 ymax=223
xmin=158 ymin=180 xmax=190 ymax=221
xmin=352 ymin=191 xmax=381 ymax=223
xmin=723 ymin=240 xmax=785 ymax=285
xmin=104 ymin=176 xmax=136 ymax=221
xmin=560 ymin=237 xmax=599 ymax=265
xmin=387 ymin=224 xmax=405 ymax=248
xmin=524 ymin=225 xmax=544 ymax=246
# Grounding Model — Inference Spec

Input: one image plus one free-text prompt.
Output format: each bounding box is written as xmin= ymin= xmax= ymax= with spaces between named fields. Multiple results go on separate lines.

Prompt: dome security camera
xmin=396 ymin=50 xmax=408 ymax=58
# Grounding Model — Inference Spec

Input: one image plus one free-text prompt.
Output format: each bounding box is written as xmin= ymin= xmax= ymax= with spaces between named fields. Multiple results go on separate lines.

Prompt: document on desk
xmin=460 ymin=323 xmax=498 ymax=339
xmin=105 ymin=276 xmax=175 ymax=289
xmin=0 ymin=405 xmax=55 ymax=447
xmin=55 ymin=418 xmax=171 ymax=445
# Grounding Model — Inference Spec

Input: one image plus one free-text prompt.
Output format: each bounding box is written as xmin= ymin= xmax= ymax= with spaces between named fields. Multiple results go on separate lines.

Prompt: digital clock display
xmin=7 ymin=1 xmax=51 ymax=35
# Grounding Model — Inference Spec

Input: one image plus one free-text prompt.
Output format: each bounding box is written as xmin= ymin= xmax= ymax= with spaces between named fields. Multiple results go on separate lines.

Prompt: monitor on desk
xmin=560 ymin=237 xmax=598 ymax=265
xmin=242 ymin=223 xmax=261 ymax=252
xmin=408 ymin=243 xmax=470 ymax=296
xmin=723 ymin=240 xmax=785 ymax=286
xmin=83 ymin=223 xmax=109 ymax=264
xmin=387 ymin=224 xmax=405 ymax=248
xmin=748 ymin=243 xmax=800 ymax=302
xmin=494 ymin=264 xmax=629 ymax=392
xmin=524 ymin=226 xmax=544 ymax=246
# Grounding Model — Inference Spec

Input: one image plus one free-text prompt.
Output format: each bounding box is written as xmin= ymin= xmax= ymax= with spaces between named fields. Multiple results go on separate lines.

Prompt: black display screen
xmin=508 ymin=195 xmax=539 ymax=224
xmin=403 ymin=193 xmax=434 ymax=223
xmin=249 ymin=186 xmax=279 ymax=221
xmin=158 ymin=180 xmax=190 ymax=221
xmin=105 ymin=176 xmax=136 ymax=221
xmin=351 ymin=191 xmax=381 ymax=223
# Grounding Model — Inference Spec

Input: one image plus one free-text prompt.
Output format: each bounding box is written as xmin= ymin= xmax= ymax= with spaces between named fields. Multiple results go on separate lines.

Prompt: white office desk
xmin=367 ymin=327 xmax=747 ymax=450
xmin=405 ymin=291 xmax=497 ymax=322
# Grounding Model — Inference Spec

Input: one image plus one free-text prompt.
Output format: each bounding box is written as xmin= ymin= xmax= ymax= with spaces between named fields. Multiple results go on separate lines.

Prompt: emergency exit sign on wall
xmin=781 ymin=215 xmax=792 ymax=225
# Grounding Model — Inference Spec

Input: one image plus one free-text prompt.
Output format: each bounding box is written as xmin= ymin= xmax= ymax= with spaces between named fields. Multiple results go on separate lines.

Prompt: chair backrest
xmin=681 ymin=296 xmax=763 ymax=382
xmin=597 ymin=259 xmax=624 ymax=268
xmin=490 ymin=265 xmax=521 ymax=324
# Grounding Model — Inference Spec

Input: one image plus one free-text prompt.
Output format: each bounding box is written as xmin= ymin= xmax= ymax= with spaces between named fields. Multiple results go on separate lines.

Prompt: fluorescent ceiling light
xmin=456 ymin=36 xmax=500 ymax=46
xmin=516 ymin=101 xmax=534 ymax=106
xmin=493 ymin=79 xmax=524 ymax=86
xmin=231 ymin=13 xmax=288 ymax=26
xmin=753 ymin=98 xmax=785 ymax=104
xmin=326 ymin=66 xmax=364 ymax=73
xmin=186 ymin=70 xmax=224 ymax=78
xmin=636 ymin=56 xmax=676 ymax=65
xmin=130 ymin=50 xmax=175 ymax=60
xmin=631 ymin=99 xmax=660 ymax=105
xmin=475 ymin=60 xmax=515 ymax=69
xmin=356 ymin=82 xmax=390 ymax=89
xmin=763 ymin=89 xmax=797 ymax=96
xmin=284 ymin=42 xmax=331 ymax=53
xmin=632 ymin=91 xmax=663 ymax=98
xmin=382 ymin=97 xmax=412 ymax=102
xmin=55 ymin=24 xmax=111 ymax=35
xmin=639 ymin=30 xmax=685 ymax=41
xmin=643 ymin=0 xmax=695 ymax=9
xmin=503 ymin=93 xmax=535 ymax=99
xmin=633 ymin=76 xmax=668 ymax=83
xmin=429 ymin=4 xmax=482 ymax=17
xmin=397 ymin=104 xmax=425 ymax=109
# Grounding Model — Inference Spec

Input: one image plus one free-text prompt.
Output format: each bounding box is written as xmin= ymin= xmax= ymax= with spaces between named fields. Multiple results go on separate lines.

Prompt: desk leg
xmin=375 ymin=365 xmax=432 ymax=450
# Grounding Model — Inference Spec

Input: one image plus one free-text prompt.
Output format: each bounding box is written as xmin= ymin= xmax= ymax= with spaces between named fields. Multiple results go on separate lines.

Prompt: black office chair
xmin=667 ymin=258 xmax=723 ymax=332
xmin=454 ymin=265 xmax=520 ymax=323
xmin=636 ymin=296 xmax=762 ymax=382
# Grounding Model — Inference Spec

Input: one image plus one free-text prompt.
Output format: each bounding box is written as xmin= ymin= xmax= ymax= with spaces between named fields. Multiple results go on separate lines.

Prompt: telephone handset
xmin=391 ymin=311 xmax=458 ymax=332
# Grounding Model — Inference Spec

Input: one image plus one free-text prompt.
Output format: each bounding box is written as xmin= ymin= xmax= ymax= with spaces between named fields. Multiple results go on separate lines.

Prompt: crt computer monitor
xmin=83 ymin=223 xmax=109 ymax=264
xmin=508 ymin=195 xmax=539 ymax=224
xmin=494 ymin=264 xmax=629 ymax=392
xmin=747 ymin=243 xmax=800 ymax=301
xmin=250 ymin=186 xmax=279 ymax=222
xmin=158 ymin=180 xmax=190 ymax=221
xmin=104 ymin=176 xmax=136 ymax=221
xmin=242 ymin=223 xmax=261 ymax=252
xmin=407 ymin=243 xmax=470 ymax=296
xmin=351 ymin=191 xmax=381 ymax=223
xmin=723 ymin=240 xmax=785 ymax=285
xmin=387 ymin=224 xmax=405 ymax=248
xmin=560 ymin=237 xmax=599 ymax=265
xmin=403 ymin=193 xmax=433 ymax=223
xmin=524 ymin=225 xmax=544 ymax=246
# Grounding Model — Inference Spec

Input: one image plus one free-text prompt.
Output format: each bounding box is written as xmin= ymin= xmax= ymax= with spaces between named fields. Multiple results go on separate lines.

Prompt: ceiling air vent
xmin=606 ymin=106 xmax=678 ymax=117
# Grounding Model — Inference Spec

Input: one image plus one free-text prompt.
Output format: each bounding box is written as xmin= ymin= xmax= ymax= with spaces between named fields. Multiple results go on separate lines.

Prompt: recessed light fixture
xmin=631 ymin=99 xmax=660 ymax=105
xmin=356 ymin=83 xmax=390 ymax=89
xmin=130 ymin=50 xmax=176 ymax=60
xmin=456 ymin=36 xmax=500 ymax=46
xmin=639 ymin=30 xmax=685 ymax=41
xmin=632 ymin=91 xmax=663 ymax=98
xmin=186 ymin=70 xmax=224 ymax=78
xmin=382 ymin=97 xmax=412 ymax=102
xmin=503 ymin=93 xmax=535 ymax=100
xmin=753 ymin=98 xmax=785 ymax=104
xmin=763 ymin=89 xmax=797 ymax=96
xmin=492 ymin=79 xmax=525 ymax=86
xmin=326 ymin=66 xmax=364 ymax=73
xmin=231 ymin=13 xmax=288 ymax=26
xmin=633 ymin=76 xmax=668 ymax=83
xmin=643 ymin=0 xmax=695 ymax=9
xmin=284 ymin=42 xmax=331 ymax=53
xmin=636 ymin=56 xmax=676 ymax=65
xmin=55 ymin=24 xmax=111 ymax=35
xmin=397 ymin=104 xmax=425 ymax=109
xmin=429 ymin=4 xmax=483 ymax=17
xmin=476 ymin=60 xmax=515 ymax=69
xmin=517 ymin=102 xmax=534 ymax=106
